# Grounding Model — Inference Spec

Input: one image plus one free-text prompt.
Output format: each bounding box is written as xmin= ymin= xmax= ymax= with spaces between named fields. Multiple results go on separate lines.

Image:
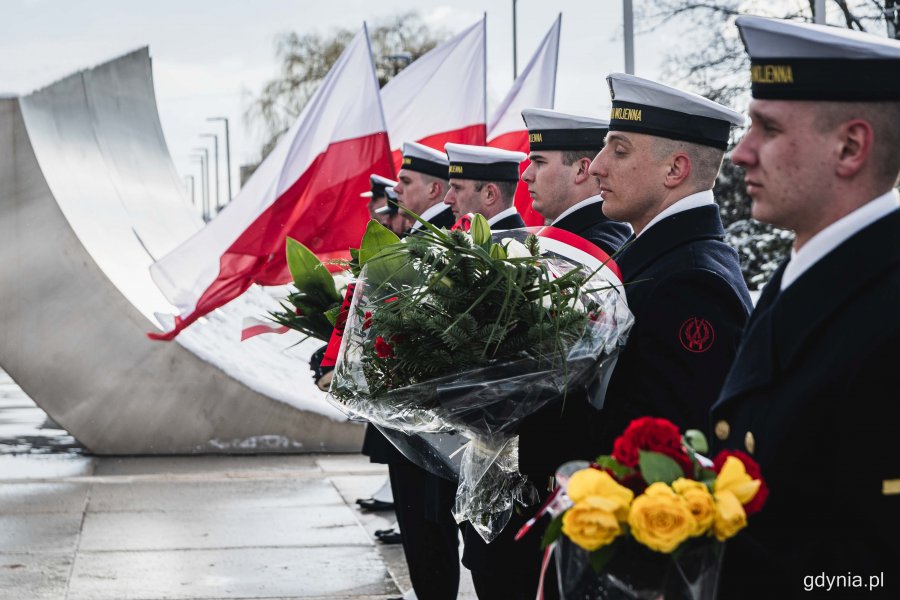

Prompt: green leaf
xmin=469 ymin=213 xmax=492 ymax=248
xmin=359 ymin=220 xmax=400 ymax=267
xmin=285 ymin=238 xmax=341 ymax=303
xmin=541 ymin=513 xmax=564 ymax=549
xmin=588 ymin=543 xmax=617 ymax=573
xmin=324 ymin=306 xmax=341 ymax=326
xmin=595 ymin=455 xmax=634 ymax=480
xmin=683 ymin=430 xmax=709 ymax=455
xmin=639 ymin=450 xmax=685 ymax=485
xmin=489 ymin=242 xmax=507 ymax=260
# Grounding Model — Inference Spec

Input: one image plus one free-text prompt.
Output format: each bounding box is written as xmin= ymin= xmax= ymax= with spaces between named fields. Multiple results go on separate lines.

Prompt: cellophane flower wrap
xmin=329 ymin=216 xmax=633 ymax=542
xmin=540 ymin=418 xmax=768 ymax=599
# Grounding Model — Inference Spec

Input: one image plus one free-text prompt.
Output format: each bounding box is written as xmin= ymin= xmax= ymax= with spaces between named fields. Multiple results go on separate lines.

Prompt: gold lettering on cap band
xmin=402 ymin=157 xmax=412 ymax=165
xmin=448 ymin=165 xmax=464 ymax=174
xmin=751 ymin=65 xmax=794 ymax=84
xmin=883 ymin=479 xmax=900 ymax=496
xmin=529 ymin=133 xmax=543 ymax=143
xmin=611 ymin=107 xmax=642 ymax=122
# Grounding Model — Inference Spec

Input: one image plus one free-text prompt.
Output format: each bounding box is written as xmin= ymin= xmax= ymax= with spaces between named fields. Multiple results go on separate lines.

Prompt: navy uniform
xmin=710 ymin=17 xmax=900 ymax=598
xmin=455 ymin=115 xmax=628 ymax=600
xmin=516 ymin=109 xmax=631 ymax=481
xmin=362 ymin=179 xmax=409 ymax=477
xmin=402 ymin=141 xmax=456 ymax=236
xmin=590 ymin=73 xmax=751 ymax=455
xmin=488 ymin=208 xmax=526 ymax=230
xmin=382 ymin=142 xmax=461 ymax=600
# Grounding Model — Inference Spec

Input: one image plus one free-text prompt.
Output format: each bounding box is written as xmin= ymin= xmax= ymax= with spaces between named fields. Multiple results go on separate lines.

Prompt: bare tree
xmin=244 ymin=12 xmax=446 ymax=171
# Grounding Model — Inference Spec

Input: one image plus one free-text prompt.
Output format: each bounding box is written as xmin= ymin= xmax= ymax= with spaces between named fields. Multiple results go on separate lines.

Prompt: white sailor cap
xmin=360 ymin=174 xmax=398 ymax=198
xmin=521 ymin=108 xmax=610 ymax=151
xmin=736 ymin=16 xmax=900 ymax=101
xmin=606 ymin=73 xmax=745 ymax=150
xmin=444 ymin=143 xmax=527 ymax=182
xmin=400 ymin=141 xmax=449 ymax=179
xmin=374 ymin=186 xmax=400 ymax=216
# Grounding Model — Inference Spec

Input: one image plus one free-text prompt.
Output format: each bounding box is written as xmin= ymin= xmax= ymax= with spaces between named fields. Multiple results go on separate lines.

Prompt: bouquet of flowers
xmin=542 ymin=417 xmax=767 ymax=600
xmin=328 ymin=215 xmax=634 ymax=541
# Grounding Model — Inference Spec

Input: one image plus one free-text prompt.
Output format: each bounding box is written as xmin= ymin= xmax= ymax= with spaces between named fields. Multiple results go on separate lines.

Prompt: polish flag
xmin=149 ymin=26 xmax=392 ymax=341
xmin=487 ymin=14 xmax=561 ymax=227
xmin=381 ymin=17 xmax=486 ymax=170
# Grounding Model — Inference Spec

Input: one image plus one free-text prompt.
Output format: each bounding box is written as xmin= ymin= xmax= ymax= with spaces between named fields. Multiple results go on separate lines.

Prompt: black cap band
xmin=447 ymin=161 xmax=521 ymax=182
xmin=400 ymin=155 xmax=448 ymax=179
xmin=749 ymin=58 xmax=900 ymax=101
xmin=527 ymin=128 xmax=607 ymax=151
xmin=369 ymin=182 xmax=390 ymax=198
xmin=608 ymin=101 xmax=731 ymax=149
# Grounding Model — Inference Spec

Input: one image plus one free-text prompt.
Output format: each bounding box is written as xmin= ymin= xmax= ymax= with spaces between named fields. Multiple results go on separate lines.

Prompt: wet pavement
xmin=0 ymin=370 xmax=477 ymax=599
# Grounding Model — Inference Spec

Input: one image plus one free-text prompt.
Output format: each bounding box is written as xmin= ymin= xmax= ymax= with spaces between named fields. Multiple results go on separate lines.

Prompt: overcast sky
xmin=0 ymin=0 xmax=674 ymax=208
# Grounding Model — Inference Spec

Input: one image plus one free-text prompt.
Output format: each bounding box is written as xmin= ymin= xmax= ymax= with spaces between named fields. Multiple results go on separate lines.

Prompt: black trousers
xmin=462 ymin=489 xmax=560 ymax=600
xmin=389 ymin=461 xmax=460 ymax=600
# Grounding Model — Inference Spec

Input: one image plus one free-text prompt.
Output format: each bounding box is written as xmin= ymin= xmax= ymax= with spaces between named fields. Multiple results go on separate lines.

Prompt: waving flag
xmin=381 ymin=17 xmax=486 ymax=170
xmin=487 ymin=14 xmax=561 ymax=226
xmin=149 ymin=25 xmax=392 ymax=341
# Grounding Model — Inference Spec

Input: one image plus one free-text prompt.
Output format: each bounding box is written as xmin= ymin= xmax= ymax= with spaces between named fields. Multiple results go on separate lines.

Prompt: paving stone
xmin=0 ymin=512 xmax=83 ymax=553
xmin=0 ymin=482 xmax=89 ymax=514
xmin=68 ymin=546 xmax=397 ymax=600
xmin=79 ymin=505 xmax=370 ymax=551
xmin=0 ymin=551 xmax=72 ymax=600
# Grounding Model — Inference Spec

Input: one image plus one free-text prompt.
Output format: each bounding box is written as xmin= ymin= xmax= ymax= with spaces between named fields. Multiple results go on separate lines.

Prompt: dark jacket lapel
xmin=616 ymin=205 xmax=725 ymax=279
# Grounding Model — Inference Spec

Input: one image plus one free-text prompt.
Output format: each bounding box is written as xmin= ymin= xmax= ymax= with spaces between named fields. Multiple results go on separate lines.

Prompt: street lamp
xmin=207 ymin=116 xmax=233 ymax=204
xmin=184 ymin=174 xmax=195 ymax=205
xmin=623 ymin=0 xmax=635 ymax=75
xmin=512 ymin=0 xmax=518 ymax=80
xmin=192 ymin=148 xmax=210 ymax=221
xmin=200 ymin=133 xmax=220 ymax=212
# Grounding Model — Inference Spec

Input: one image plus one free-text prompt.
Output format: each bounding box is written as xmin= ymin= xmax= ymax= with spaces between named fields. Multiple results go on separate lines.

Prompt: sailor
xmin=520 ymin=108 xmax=631 ymax=254
xmin=587 ymin=73 xmax=752 ymax=453
xmin=394 ymin=141 xmax=455 ymax=232
xmin=442 ymin=143 xmax=527 ymax=229
xmin=359 ymin=173 xmax=397 ymax=222
xmin=711 ymin=16 xmax=900 ymax=598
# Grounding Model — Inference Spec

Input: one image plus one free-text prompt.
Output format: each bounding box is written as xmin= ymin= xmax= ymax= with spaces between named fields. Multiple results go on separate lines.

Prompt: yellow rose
xmin=713 ymin=489 xmax=748 ymax=541
xmin=714 ymin=456 xmax=761 ymax=505
xmin=627 ymin=483 xmax=696 ymax=553
xmin=567 ymin=468 xmax=634 ymax=521
xmin=672 ymin=478 xmax=716 ymax=536
xmin=562 ymin=496 xmax=623 ymax=551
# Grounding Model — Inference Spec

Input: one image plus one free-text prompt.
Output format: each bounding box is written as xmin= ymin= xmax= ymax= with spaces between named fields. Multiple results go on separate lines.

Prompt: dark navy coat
xmin=490 ymin=211 xmax=527 ymax=230
xmin=711 ymin=208 xmax=900 ymax=599
xmin=552 ymin=199 xmax=633 ymax=258
xmin=592 ymin=204 xmax=752 ymax=452
xmin=517 ymin=199 xmax=632 ymax=478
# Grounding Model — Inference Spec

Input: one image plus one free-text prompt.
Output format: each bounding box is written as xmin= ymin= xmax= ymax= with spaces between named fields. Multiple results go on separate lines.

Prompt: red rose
xmin=713 ymin=450 xmax=768 ymax=515
xmin=374 ymin=336 xmax=394 ymax=358
xmin=612 ymin=417 xmax=694 ymax=478
xmin=363 ymin=311 xmax=372 ymax=330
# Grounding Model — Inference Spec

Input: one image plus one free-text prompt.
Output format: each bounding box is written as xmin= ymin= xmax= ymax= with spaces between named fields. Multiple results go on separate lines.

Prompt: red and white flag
xmin=149 ymin=26 xmax=393 ymax=341
xmin=381 ymin=17 xmax=486 ymax=170
xmin=487 ymin=14 xmax=561 ymax=227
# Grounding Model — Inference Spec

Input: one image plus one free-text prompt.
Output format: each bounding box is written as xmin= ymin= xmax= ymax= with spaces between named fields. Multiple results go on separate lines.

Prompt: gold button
xmin=714 ymin=420 xmax=730 ymax=441
xmin=745 ymin=431 xmax=756 ymax=454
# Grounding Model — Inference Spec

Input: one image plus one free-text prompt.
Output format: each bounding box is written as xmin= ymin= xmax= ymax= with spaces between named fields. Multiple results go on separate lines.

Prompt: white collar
xmin=487 ymin=206 xmax=519 ymax=226
xmin=551 ymin=194 xmax=603 ymax=225
xmin=410 ymin=203 xmax=452 ymax=231
xmin=638 ymin=190 xmax=715 ymax=237
xmin=781 ymin=189 xmax=900 ymax=291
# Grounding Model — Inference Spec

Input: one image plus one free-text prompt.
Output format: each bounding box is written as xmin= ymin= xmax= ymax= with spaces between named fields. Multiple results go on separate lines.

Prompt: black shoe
xmin=376 ymin=530 xmax=403 ymax=544
xmin=356 ymin=497 xmax=394 ymax=511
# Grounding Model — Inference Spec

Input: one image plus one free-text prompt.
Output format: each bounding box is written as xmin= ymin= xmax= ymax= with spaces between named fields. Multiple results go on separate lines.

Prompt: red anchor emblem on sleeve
xmin=679 ymin=317 xmax=715 ymax=353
